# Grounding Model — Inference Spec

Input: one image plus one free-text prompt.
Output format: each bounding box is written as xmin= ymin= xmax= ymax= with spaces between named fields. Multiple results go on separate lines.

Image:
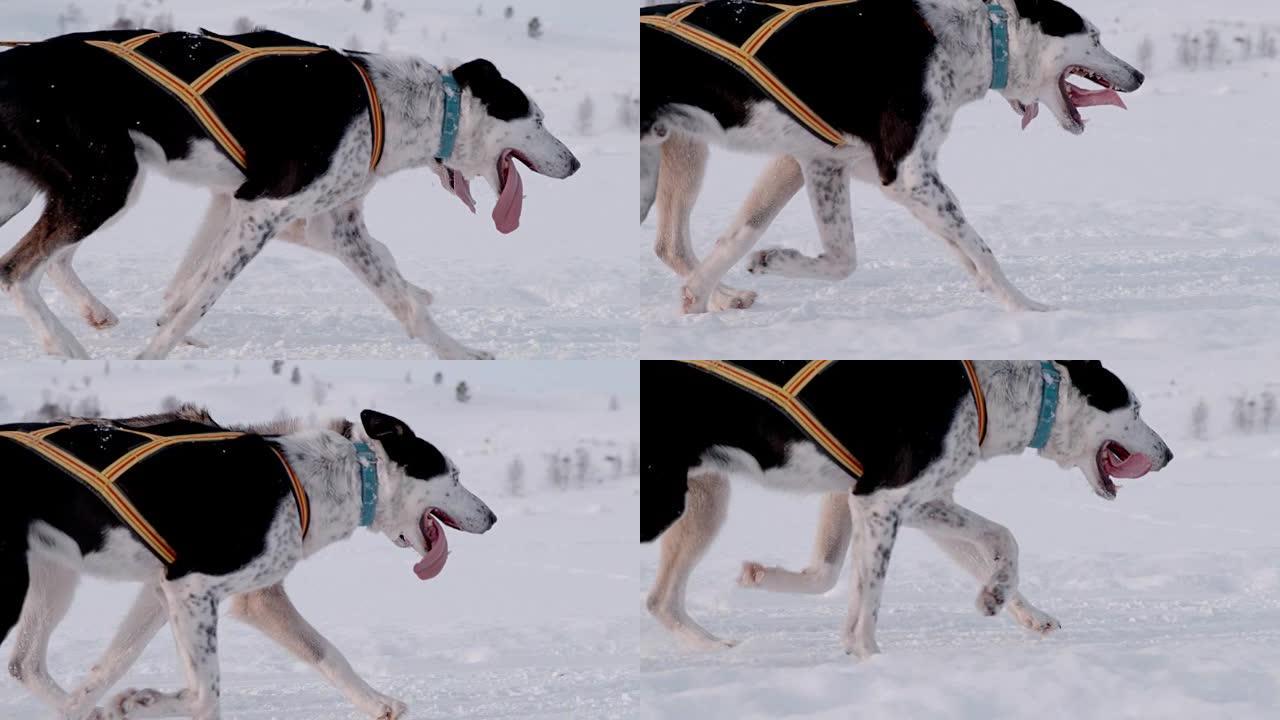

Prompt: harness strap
xmin=86 ymin=32 xmax=383 ymax=172
xmin=684 ymin=360 xmax=990 ymax=480
xmin=642 ymin=1 xmax=857 ymax=147
xmin=0 ymin=426 xmax=311 ymax=564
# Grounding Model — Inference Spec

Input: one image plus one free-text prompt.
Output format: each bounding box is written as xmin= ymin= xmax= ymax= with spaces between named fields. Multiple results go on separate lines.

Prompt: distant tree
xmin=504 ymin=6 xmax=514 ymax=20
xmin=434 ymin=371 xmax=444 ymax=386
xmin=476 ymin=4 xmax=484 ymax=16
xmin=617 ymin=92 xmax=639 ymax=130
xmin=363 ymin=0 xmax=374 ymax=13
xmin=455 ymin=381 xmax=471 ymax=403
xmin=506 ymin=457 xmax=525 ymax=496
xmin=609 ymin=395 xmax=620 ymax=411
xmin=58 ymin=3 xmax=87 ymax=34
xmin=271 ymin=359 xmax=285 ymax=375
xmin=527 ymin=17 xmax=543 ymax=39
xmin=232 ymin=16 xmax=257 ymax=34
xmin=290 ymin=366 xmax=302 ymax=385
xmin=577 ymin=95 xmax=595 ymax=135
xmin=1261 ymin=391 xmax=1276 ymax=431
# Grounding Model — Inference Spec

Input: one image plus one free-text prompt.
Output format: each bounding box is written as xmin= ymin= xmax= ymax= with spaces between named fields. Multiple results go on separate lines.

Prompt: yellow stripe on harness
xmin=86 ymin=33 xmax=384 ymax=173
xmin=0 ymin=426 xmax=311 ymax=564
xmin=683 ymin=360 xmax=989 ymax=480
xmin=643 ymin=1 xmax=861 ymax=147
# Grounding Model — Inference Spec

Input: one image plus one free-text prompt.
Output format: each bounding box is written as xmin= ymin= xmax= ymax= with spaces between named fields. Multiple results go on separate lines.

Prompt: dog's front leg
xmin=842 ymin=494 xmax=900 ymax=659
xmin=62 ymin=584 xmax=169 ymax=720
xmin=746 ymin=158 xmax=855 ymax=281
xmin=908 ymin=499 xmax=1058 ymax=633
xmin=293 ymin=204 xmax=492 ymax=359
xmin=138 ymin=204 xmax=286 ymax=360
xmin=228 ymin=584 xmax=407 ymax=720
xmin=108 ymin=584 xmax=222 ymax=720
xmin=884 ymin=162 xmax=1051 ymax=312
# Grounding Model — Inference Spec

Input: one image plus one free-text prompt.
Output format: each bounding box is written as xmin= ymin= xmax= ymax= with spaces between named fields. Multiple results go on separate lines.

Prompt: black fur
xmin=0 ymin=420 xmax=297 ymax=581
xmin=0 ymin=29 xmax=370 ymax=205
xmin=360 ymin=410 xmax=450 ymax=482
xmin=1058 ymin=360 xmax=1131 ymax=412
xmin=453 ymin=59 xmax=531 ymax=121
xmin=640 ymin=361 xmax=976 ymax=542
xmin=641 ymin=0 xmax=937 ymax=185
xmin=1013 ymin=0 xmax=1087 ymax=37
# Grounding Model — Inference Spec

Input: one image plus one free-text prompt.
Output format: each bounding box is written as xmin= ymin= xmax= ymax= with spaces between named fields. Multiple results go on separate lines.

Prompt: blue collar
xmin=987 ymin=3 xmax=1010 ymax=90
xmin=353 ymin=442 xmax=379 ymax=527
xmin=437 ymin=74 xmax=462 ymax=161
xmin=1029 ymin=361 xmax=1060 ymax=450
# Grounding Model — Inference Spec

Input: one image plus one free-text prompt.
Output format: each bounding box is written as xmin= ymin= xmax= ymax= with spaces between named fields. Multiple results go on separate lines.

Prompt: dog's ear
xmin=360 ymin=410 xmax=416 ymax=442
xmin=1054 ymin=361 xmax=1131 ymax=412
xmin=451 ymin=58 xmax=532 ymax=121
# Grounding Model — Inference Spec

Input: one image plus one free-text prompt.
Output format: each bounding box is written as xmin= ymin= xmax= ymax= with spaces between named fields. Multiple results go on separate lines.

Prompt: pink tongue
xmin=1067 ymin=84 xmax=1127 ymax=110
xmin=1106 ymin=451 xmax=1152 ymax=479
xmin=492 ymin=150 xmax=523 ymax=235
xmin=413 ymin=513 xmax=449 ymax=580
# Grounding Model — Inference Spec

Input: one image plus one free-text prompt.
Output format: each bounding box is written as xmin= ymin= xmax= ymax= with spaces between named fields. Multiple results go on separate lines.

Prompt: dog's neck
xmin=359 ymin=53 xmax=476 ymax=175
xmin=972 ymin=361 xmax=1054 ymax=458
xmin=275 ymin=430 xmax=388 ymax=554
xmin=918 ymin=0 xmax=1042 ymax=106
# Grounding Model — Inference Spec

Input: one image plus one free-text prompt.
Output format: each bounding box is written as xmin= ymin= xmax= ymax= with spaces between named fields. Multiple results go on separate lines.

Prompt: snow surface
xmin=0 ymin=359 xmax=644 ymax=719
xmin=0 ymin=0 xmax=642 ymax=360
xmin=638 ymin=0 xmax=1280 ymax=360
xmin=640 ymin=356 xmax=1280 ymax=719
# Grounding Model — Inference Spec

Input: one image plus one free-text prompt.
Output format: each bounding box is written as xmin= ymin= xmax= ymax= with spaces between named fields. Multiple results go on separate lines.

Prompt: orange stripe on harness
xmin=86 ymin=33 xmax=384 ymax=173
xmin=0 ymin=426 xmax=311 ymax=564
xmin=641 ymin=9 xmax=846 ymax=147
xmin=961 ymin=360 xmax=988 ymax=446
xmin=741 ymin=0 xmax=858 ymax=55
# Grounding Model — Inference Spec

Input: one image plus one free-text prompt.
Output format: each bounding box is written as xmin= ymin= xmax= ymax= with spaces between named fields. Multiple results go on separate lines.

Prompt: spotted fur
xmin=640 ymin=0 xmax=1144 ymax=314
xmin=0 ymin=31 xmax=580 ymax=360
xmin=643 ymin=360 xmax=1173 ymax=657
xmin=1 ymin=407 xmax=496 ymax=720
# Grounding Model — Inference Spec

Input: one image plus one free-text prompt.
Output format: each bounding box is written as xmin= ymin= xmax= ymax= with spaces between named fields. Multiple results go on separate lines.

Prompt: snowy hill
xmin=0 ymin=0 xmax=640 ymax=359
xmin=0 ymin=359 xmax=644 ymax=719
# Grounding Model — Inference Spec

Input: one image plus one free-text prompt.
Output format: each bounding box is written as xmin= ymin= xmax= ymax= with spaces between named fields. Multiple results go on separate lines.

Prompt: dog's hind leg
xmin=287 ymin=204 xmax=491 ymax=360
xmin=7 ymin=554 xmax=78 ymax=709
xmin=842 ymin=493 xmax=901 ymax=659
xmin=0 ymin=163 xmax=38 ymax=229
xmin=228 ymin=584 xmax=407 ymax=720
xmin=746 ymin=158 xmax=856 ymax=281
xmin=0 ymin=544 xmax=30 ymax=657
xmin=883 ymin=160 xmax=1050 ymax=312
xmin=46 ymin=245 xmax=119 ymax=330
xmin=641 ymin=141 xmax=660 ymax=223
xmin=909 ymin=499 xmax=1059 ymax=634
xmin=110 ymin=583 xmax=224 ymax=719
xmin=62 ymin=584 xmax=168 ymax=720
xmin=158 ymin=193 xmax=233 ymax=329
xmin=739 ymin=491 xmax=850 ymax=594
xmin=646 ymin=472 xmax=734 ymax=650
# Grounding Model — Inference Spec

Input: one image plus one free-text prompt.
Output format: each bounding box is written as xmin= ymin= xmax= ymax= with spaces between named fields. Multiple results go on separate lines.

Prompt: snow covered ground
xmin=0 ymin=359 xmax=645 ymax=719
xmin=0 ymin=0 xmax=643 ymax=360
xmin=638 ymin=0 xmax=1280 ymax=360
xmin=639 ymin=357 xmax=1280 ymax=719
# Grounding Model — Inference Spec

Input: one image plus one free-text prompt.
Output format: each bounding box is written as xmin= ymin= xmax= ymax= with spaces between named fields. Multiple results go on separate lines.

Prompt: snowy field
xmin=0 ymin=360 xmax=646 ymax=719
xmin=638 ymin=0 xmax=1280 ymax=360
xmin=639 ymin=357 xmax=1280 ymax=719
xmin=0 ymin=0 xmax=643 ymax=360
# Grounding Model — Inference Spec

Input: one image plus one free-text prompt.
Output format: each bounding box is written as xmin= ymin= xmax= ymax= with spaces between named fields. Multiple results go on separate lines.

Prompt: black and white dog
xmin=642 ymin=361 xmax=1173 ymax=657
xmin=0 ymin=28 xmax=579 ymax=360
xmin=1 ymin=405 xmax=497 ymax=719
xmin=641 ymin=0 xmax=1142 ymax=313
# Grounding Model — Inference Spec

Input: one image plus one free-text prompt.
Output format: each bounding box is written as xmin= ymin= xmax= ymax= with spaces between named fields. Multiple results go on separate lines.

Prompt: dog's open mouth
xmin=1059 ymin=66 xmax=1127 ymax=126
xmin=1092 ymin=440 xmax=1153 ymax=499
xmin=435 ymin=150 xmax=529 ymax=234
xmin=411 ymin=509 xmax=455 ymax=580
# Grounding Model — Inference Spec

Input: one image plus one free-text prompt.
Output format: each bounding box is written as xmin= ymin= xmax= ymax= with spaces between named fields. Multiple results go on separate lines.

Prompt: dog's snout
xmin=567 ymin=155 xmax=581 ymax=176
xmin=486 ymin=509 xmax=498 ymax=527
xmin=1162 ymin=445 xmax=1173 ymax=465
xmin=1130 ymin=69 xmax=1145 ymax=90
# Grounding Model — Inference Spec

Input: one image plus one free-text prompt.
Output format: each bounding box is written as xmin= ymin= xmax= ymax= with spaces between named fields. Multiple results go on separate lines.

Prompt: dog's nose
xmin=567 ymin=156 xmax=581 ymax=176
xmin=486 ymin=509 xmax=498 ymax=527
xmin=1163 ymin=446 xmax=1173 ymax=465
xmin=1131 ymin=69 xmax=1145 ymax=89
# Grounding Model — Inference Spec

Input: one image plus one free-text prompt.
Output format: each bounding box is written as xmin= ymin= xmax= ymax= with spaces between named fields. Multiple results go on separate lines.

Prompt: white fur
xmin=647 ymin=361 xmax=1172 ymax=656
xmin=8 ymin=420 xmax=496 ymax=720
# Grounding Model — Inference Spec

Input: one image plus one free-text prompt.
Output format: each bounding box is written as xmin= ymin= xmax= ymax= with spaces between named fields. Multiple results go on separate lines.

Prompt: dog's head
xmin=360 ymin=410 xmax=497 ymax=571
xmin=1037 ymin=361 xmax=1173 ymax=500
xmin=433 ymin=59 xmax=580 ymax=234
xmin=1001 ymin=0 xmax=1144 ymax=134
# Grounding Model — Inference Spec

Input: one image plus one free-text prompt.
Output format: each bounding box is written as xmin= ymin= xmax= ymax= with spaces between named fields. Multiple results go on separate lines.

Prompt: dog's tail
xmin=0 ymin=533 xmax=29 ymax=647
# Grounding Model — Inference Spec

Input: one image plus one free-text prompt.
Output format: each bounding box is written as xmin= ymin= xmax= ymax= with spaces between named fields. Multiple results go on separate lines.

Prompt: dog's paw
xmin=710 ymin=285 xmax=757 ymax=311
xmin=1013 ymin=606 xmax=1062 ymax=635
xmin=108 ymin=688 xmax=162 ymax=718
xmin=747 ymin=247 xmax=796 ymax=275
xmin=83 ymin=305 xmax=119 ymax=330
xmin=680 ymin=286 xmax=709 ymax=314
xmin=738 ymin=561 xmax=766 ymax=587
xmin=375 ymin=698 xmax=409 ymax=720
xmin=977 ymin=584 xmax=1009 ymax=616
